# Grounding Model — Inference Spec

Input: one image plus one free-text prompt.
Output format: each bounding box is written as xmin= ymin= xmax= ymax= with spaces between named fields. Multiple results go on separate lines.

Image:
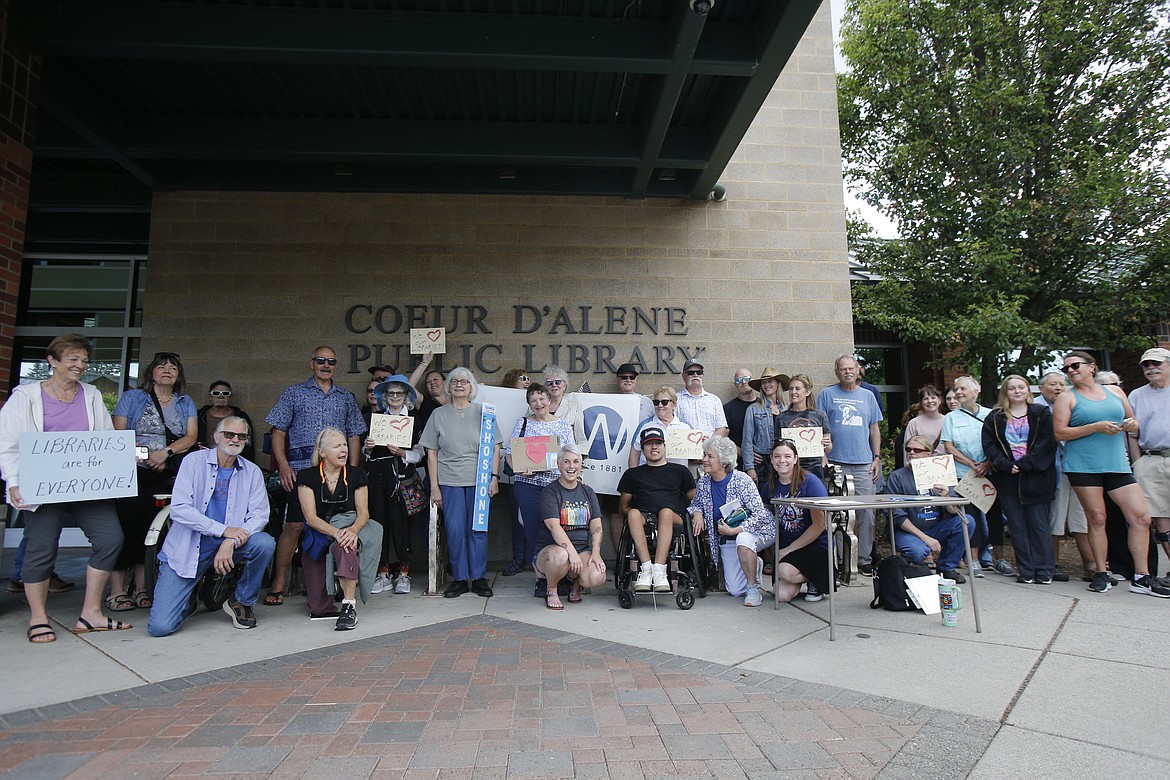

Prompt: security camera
xmin=689 ymin=0 xmax=714 ymax=15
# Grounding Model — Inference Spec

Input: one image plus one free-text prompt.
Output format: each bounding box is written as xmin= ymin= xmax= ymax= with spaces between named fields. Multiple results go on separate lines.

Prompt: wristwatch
xmin=165 ymin=447 xmax=174 ymax=456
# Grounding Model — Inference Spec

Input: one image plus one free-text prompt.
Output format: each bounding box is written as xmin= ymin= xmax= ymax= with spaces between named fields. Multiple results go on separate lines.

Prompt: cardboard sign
xmin=510 ymin=435 xmax=559 ymax=473
xmin=956 ymin=472 xmax=997 ymax=513
xmin=18 ymin=430 xmax=138 ymax=505
xmin=409 ymin=327 xmax=446 ymax=354
xmin=369 ymin=413 xmax=414 ymax=448
xmin=780 ymin=426 xmax=825 ymax=458
xmin=910 ymin=454 xmax=958 ymax=491
xmin=667 ymin=428 xmax=705 ymax=460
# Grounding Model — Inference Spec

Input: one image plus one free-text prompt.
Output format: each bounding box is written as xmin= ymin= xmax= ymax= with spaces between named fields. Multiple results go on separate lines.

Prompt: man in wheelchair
xmin=147 ymin=416 xmax=275 ymax=636
xmin=616 ymin=427 xmax=697 ymax=592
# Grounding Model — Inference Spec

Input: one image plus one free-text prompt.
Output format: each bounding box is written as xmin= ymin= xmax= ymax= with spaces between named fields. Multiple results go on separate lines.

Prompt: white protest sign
xmin=666 ymin=427 xmax=705 ymax=460
xmin=910 ymin=454 xmax=958 ymax=491
xmin=410 ymin=327 xmax=446 ymax=354
xmin=369 ymin=413 xmax=414 ymax=448
xmin=956 ymin=472 xmax=997 ymax=513
xmin=780 ymin=426 xmax=824 ymax=458
xmin=19 ymin=430 xmax=138 ymax=505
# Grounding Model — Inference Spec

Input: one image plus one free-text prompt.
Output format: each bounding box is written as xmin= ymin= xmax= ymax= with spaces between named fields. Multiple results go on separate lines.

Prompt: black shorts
xmin=599 ymin=494 xmax=621 ymax=514
xmin=1066 ymin=472 xmax=1136 ymax=491
xmin=779 ymin=543 xmax=831 ymax=595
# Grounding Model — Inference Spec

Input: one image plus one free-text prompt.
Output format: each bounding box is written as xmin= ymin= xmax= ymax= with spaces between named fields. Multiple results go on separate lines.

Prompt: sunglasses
xmin=1062 ymin=361 xmax=1088 ymax=374
xmin=209 ymin=390 xmax=232 ymax=397
xmin=384 ymin=390 xmax=407 ymax=397
xmin=652 ymin=399 xmax=673 ymax=406
xmin=618 ymin=375 xmax=636 ymax=381
xmin=152 ymin=351 xmax=181 ymax=362
xmin=545 ymin=379 xmax=565 ymax=386
xmin=734 ymin=376 xmax=753 ymax=385
xmin=1141 ymin=360 xmax=1165 ymax=368
xmin=220 ymin=430 xmax=248 ymax=441
xmin=774 ymin=438 xmax=798 ymax=448
xmin=313 ymin=357 xmax=338 ymax=366
xmin=905 ymin=446 xmax=930 ymax=454
xmin=518 ymin=375 xmax=529 ymax=382
xmin=685 ymin=370 xmax=704 ymax=376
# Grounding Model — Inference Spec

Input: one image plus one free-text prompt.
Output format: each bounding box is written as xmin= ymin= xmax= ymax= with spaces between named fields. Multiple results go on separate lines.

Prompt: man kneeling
xmin=535 ymin=445 xmax=607 ymax=609
xmin=148 ymin=416 xmax=275 ymax=636
xmin=885 ymin=436 xmax=975 ymax=583
xmin=617 ymin=427 xmax=696 ymax=593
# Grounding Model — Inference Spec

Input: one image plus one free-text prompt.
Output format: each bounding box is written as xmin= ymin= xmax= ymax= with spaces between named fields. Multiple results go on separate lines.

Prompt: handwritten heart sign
xmin=910 ymin=453 xmax=957 ymax=491
xmin=511 ymin=435 xmax=558 ymax=473
xmin=982 ymin=484 xmax=996 ymax=497
xmin=525 ymin=440 xmax=548 ymax=465
xmin=956 ymin=472 xmax=997 ymax=513
xmin=780 ymin=426 xmax=824 ymax=458
xmin=687 ymin=430 xmax=705 ymax=444
xmin=369 ymin=414 xmax=414 ymax=448
xmin=667 ymin=428 xmax=704 ymax=459
xmin=410 ymin=327 xmax=446 ymax=354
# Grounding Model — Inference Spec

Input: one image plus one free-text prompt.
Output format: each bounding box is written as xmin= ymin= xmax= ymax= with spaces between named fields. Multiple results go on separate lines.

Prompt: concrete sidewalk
xmin=1 ymin=551 xmax=1168 ymax=778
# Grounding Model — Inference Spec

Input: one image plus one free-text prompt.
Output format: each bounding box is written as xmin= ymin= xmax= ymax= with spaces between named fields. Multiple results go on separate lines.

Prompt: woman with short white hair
xmin=420 ymin=367 xmax=501 ymax=598
xmin=533 ymin=444 xmax=606 ymax=609
xmin=543 ymin=366 xmax=586 ymax=445
xmin=688 ymin=435 xmax=773 ymax=607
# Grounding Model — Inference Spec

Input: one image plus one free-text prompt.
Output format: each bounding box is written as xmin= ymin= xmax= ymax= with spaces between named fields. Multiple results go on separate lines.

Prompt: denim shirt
xmin=742 ymin=399 xmax=783 ymax=472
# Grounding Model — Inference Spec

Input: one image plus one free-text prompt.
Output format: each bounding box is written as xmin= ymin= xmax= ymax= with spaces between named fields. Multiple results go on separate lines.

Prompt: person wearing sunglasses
xmin=742 ymin=367 xmax=789 ymax=484
xmin=1053 ymin=351 xmax=1169 ymax=597
xmin=112 ymin=350 xmax=199 ymax=611
xmin=883 ymin=436 xmax=975 ymax=583
xmin=263 ymin=346 xmax=366 ymax=607
xmin=981 ymin=375 xmax=1057 ymax=584
xmin=1128 ymin=348 xmax=1170 ymax=576
xmin=1033 ymin=371 xmax=1085 ymax=583
xmin=197 ymin=381 xmax=256 ymax=462
xmin=629 ymin=386 xmax=694 ymax=469
xmin=147 ymin=416 xmax=275 ymax=636
xmin=543 ymin=366 xmax=586 ymax=446
xmin=675 ymin=358 xmax=729 ymax=439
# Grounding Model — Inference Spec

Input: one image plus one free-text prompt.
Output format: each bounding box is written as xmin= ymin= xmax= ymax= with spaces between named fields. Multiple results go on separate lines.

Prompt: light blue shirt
xmin=816 ymin=385 xmax=883 ymax=465
xmin=939 ymin=406 xmax=990 ymax=478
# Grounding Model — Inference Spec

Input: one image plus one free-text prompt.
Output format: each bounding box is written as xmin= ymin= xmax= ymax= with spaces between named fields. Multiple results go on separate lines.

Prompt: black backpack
xmin=869 ymin=555 xmax=933 ymax=611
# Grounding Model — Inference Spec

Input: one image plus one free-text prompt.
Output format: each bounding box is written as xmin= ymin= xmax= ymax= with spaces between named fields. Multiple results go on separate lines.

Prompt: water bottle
xmin=938 ymin=578 xmax=963 ymax=627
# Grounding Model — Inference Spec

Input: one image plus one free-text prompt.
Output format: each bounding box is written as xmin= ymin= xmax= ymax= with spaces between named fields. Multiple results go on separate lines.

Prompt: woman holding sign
xmin=776 ymin=374 xmax=832 ymax=480
xmin=0 ymin=333 xmax=130 ymax=642
xmin=689 ymin=435 xmax=772 ymax=607
xmin=419 ymin=367 xmax=500 ymax=599
xmin=981 ymin=375 xmax=1057 ymax=584
xmin=504 ymin=384 xmax=575 ymax=576
xmin=365 ymin=375 xmax=425 ymax=595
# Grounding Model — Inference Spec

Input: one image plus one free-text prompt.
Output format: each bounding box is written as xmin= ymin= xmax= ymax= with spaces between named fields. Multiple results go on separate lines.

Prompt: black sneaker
xmin=223 ymin=599 xmax=257 ymax=629
xmin=1050 ymin=571 xmax=1070 ymax=582
xmin=1016 ymin=576 xmax=1034 ymax=584
xmin=1129 ymin=574 xmax=1170 ymax=599
xmin=534 ymin=578 xmax=547 ymax=598
xmin=334 ymin=602 xmax=357 ymax=631
xmin=939 ymin=570 xmax=966 ymax=584
xmin=1088 ymin=571 xmax=1112 ymax=593
xmin=1036 ymin=576 xmax=1053 ymax=585
xmin=859 ymin=563 xmax=874 ymax=577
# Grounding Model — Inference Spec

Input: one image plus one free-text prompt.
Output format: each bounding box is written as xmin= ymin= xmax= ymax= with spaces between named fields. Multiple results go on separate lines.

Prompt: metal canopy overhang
xmin=13 ymin=0 xmax=823 ymax=209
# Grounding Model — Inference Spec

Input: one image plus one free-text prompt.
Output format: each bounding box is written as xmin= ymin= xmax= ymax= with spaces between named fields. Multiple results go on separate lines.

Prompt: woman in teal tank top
xmin=1053 ymin=351 xmax=1167 ymax=597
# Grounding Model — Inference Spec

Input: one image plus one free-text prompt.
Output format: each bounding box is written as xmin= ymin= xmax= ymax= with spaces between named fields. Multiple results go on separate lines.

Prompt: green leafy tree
xmin=839 ymin=0 xmax=1170 ymax=392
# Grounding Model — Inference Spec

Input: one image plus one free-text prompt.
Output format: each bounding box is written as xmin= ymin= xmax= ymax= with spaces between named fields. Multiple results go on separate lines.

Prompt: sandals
xmin=567 ymin=582 xmax=582 ymax=603
xmin=132 ymin=588 xmax=152 ymax=608
xmin=105 ymin=593 xmax=135 ymax=612
xmin=263 ymin=591 xmax=285 ymax=606
xmin=762 ymin=563 xmax=775 ymax=577
xmin=72 ymin=616 xmax=132 ymax=634
xmin=545 ymin=590 xmax=564 ymax=610
xmin=27 ymin=624 xmax=56 ymax=644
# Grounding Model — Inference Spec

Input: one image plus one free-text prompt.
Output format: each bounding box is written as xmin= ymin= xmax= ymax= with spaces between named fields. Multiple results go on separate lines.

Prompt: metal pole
xmin=961 ymin=511 xmax=982 ymax=633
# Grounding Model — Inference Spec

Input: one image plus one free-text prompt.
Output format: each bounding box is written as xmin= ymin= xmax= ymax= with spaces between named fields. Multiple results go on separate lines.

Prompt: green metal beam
xmin=688 ymin=0 xmax=823 ymax=199
xmin=13 ymin=0 xmax=759 ymax=76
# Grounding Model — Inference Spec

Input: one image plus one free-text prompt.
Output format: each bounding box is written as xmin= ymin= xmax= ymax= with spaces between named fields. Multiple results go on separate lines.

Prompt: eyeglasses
xmin=685 ymin=370 xmax=704 ymax=376
xmin=734 ymin=376 xmax=753 ymax=385
xmin=220 ymin=430 xmax=248 ymax=441
xmin=1141 ymin=360 xmax=1165 ymax=368
xmin=618 ymin=375 xmax=636 ymax=381
xmin=1062 ymin=361 xmax=1088 ymax=374
xmin=545 ymin=379 xmax=565 ymax=386
xmin=652 ymin=399 xmax=673 ymax=406
xmin=313 ymin=357 xmax=338 ymax=366
xmin=209 ymin=390 xmax=232 ymax=397
xmin=385 ymin=390 xmax=406 ymax=397
xmin=1099 ymin=381 xmax=1120 ymax=387
xmin=905 ymin=446 xmax=930 ymax=454
xmin=450 ymin=378 xmax=471 ymax=386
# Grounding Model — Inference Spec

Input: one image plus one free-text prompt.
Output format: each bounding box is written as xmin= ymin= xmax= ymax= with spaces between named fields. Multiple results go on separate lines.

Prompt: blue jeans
xmin=895 ymin=514 xmax=974 ymax=572
xmin=147 ymin=532 xmax=275 ymax=637
xmin=440 ymin=485 xmax=488 ymax=581
xmin=512 ymin=480 xmax=547 ymax=566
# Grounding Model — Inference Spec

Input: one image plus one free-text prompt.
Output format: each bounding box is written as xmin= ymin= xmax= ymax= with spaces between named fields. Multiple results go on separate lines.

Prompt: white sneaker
xmin=756 ymin=557 xmax=765 ymax=591
xmin=652 ymin=563 xmax=671 ymax=592
xmin=394 ymin=574 xmax=411 ymax=594
xmin=743 ymin=585 xmax=762 ymax=607
xmin=634 ymin=562 xmax=653 ymax=592
xmin=371 ymin=573 xmax=391 ymax=594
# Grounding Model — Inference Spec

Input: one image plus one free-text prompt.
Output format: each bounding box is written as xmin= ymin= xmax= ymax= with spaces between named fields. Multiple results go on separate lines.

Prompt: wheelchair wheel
xmin=200 ymin=569 xmax=241 ymax=612
xmin=142 ymin=503 xmax=173 ymax=599
xmin=675 ymin=588 xmax=695 ymax=610
xmin=618 ymin=589 xmax=633 ymax=609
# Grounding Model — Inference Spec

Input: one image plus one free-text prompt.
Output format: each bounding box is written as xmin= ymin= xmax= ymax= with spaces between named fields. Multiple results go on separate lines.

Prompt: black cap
xmin=616 ymin=363 xmax=639 ymax=377
xmin=367 ymin=364 xmax=396 ymax=376
xmin=682 ymin=358 xmax=704 ymax=372
xmin=640 ymin=427 xmax=666 ymax=447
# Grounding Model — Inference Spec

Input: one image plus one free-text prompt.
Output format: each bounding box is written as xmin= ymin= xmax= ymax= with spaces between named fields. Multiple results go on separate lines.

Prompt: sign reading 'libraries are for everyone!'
xmin=19 ymin=431 xmax=138 ymax=504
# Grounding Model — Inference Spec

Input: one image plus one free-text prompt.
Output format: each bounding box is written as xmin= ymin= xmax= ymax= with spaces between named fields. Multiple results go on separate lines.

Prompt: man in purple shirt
xmin=147 ymin=416 xmax=274 ymax=636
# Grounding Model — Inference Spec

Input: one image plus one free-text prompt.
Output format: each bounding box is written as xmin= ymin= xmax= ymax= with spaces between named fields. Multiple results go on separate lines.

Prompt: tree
xmin=838 ymin=0 xmax=1170 ymax=392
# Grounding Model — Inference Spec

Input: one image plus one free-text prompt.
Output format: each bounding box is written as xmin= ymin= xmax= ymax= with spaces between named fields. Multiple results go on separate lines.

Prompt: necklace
xmin=44 ymin=380 xmax=79 ymax=404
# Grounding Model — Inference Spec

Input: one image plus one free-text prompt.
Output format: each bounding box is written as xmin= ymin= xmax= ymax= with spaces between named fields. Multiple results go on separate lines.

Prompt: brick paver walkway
xmin=0 ymin=617 xmax=997 ymax=779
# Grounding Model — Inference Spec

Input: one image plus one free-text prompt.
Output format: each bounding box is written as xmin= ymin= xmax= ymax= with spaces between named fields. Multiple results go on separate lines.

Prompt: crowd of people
xmin=4 ymin=335 xmax=1169 ymax=644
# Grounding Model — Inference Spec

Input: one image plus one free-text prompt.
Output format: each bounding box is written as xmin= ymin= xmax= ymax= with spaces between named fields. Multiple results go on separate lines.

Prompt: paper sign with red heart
xmin=525 ymin=440 xmax=548 ymax=465
xmin=797 ymin=428 xmax=817 ymax=443
xmin=982 ymin=484 xmax=996 ymax=497
xmin=387 ymin=417 xmax=411 ymax=432
xmin=409 ymin=327 xmax=446 ymax=354
xmin=779 ymin=426 xmax=825 ymax=458
xmin=427 ymin=329 xmax=442 ymax=342
xmin=370 ymin=414 xmax=414 ymax=448
xmin=687 ymin=431 xmax=705 ymax=444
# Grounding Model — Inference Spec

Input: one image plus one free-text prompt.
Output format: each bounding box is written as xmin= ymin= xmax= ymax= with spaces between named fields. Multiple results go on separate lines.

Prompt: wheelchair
xmin=821 ymin=464 xmax=858 ymax=584
xmin=613 ymin=509 xmax=707 ymax=610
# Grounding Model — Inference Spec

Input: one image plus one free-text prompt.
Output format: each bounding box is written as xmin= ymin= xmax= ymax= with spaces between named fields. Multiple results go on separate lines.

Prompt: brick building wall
xmin=143 ymin=5 xmax=852 ymax=416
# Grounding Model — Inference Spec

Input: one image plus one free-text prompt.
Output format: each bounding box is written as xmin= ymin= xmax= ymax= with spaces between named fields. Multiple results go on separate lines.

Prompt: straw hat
xmin=749 ymin=367 xmax=790 ymax=392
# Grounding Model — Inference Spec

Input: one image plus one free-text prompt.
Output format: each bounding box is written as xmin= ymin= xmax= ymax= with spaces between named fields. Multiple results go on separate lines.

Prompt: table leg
xmin=961 ymin=511 xmax=982 ymax=633
xmin=827 ymin=522 xmax=835 ymax=641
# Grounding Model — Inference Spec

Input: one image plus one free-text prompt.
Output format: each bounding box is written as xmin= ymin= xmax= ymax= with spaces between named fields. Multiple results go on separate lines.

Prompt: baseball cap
xmin=1140 ymin=347 xmax=1170 ymax=364
xmin=616 ymin=363 xmax=639 ymax=377
xmin=640 ymin=427 xmax=666 ymax=447
xmin=367 ymin=364 xmax=396 ymax=376
xmin=682 ymin=358 xmax=704 ymax=372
